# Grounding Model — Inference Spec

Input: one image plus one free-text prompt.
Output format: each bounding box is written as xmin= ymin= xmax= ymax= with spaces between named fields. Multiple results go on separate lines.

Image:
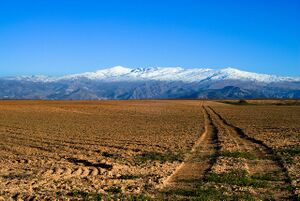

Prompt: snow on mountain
xmin=5 ymin=75 xmax=55 ymax=82
xmin=60 ymin=66 xmax=132 ymax=80
xmin=127 ymin=67 xmax=215 ymax=82
xmin=212 ymin=68 xmax=298 ymax=82
xmin=4 ymin=66 xmax=300 ymax=83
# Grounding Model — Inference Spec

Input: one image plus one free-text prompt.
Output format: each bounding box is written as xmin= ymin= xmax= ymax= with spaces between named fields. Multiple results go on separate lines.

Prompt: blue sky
xmin=0 ymin=0 xmax=299 ymax=76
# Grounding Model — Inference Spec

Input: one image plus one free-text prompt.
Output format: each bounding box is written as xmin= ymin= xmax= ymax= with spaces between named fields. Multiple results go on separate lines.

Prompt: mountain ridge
xmin=4 ymin=66 xmax=300 ymax=83
xmin=1 ymin=66 xmax=299 ymax=100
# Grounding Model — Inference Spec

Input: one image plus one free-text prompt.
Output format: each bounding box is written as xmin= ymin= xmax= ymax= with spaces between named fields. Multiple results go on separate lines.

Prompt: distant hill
xmin=1 ymin=66 xmax=300 ymax=99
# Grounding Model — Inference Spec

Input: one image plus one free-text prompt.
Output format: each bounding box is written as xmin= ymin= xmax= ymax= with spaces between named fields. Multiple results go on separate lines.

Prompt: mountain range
xmin=1 ymin=66 xmax=300 ymax=99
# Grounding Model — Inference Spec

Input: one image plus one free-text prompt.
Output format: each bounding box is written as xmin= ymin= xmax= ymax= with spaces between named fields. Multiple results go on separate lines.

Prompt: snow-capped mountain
xmin=1 ymin=66 xmax=300 ymax=100
xmin=7 ymin=66 xmax=300 ymax=83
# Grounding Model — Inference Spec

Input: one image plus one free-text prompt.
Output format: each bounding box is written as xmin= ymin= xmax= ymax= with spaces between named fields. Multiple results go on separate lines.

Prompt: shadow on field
xmin=67 ymin=158 xmax=113 ymax=170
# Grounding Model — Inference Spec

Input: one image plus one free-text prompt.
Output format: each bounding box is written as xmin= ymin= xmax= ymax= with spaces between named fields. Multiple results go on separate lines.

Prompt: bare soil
xmin=0 ymin=100 xmax=203 ymax=200
xmin=0 ymin=100 xmax=299 ymax=200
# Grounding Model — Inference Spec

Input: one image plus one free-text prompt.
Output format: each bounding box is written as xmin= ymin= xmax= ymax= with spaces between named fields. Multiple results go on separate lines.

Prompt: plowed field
xmin=0 ymin=100 xmax=299 ymax=200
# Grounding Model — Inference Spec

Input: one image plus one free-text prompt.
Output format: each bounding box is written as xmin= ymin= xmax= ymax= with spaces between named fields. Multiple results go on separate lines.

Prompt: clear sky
xmin=0 ymin=0 xmax=299 ymax=76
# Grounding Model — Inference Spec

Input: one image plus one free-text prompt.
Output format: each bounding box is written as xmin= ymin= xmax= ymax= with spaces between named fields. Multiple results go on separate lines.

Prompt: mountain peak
xmin=221 ymin=67 xmax=241 ymax=72
xmin=98 ymin=66 xmax=132 ymax=74
xmin=107 ymin=66 xmax=132 ymax=71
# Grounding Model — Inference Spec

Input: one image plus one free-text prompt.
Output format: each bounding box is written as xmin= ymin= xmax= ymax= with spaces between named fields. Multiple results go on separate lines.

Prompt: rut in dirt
xmin=206 ymin=105 xmax=296 ymax=200
xmin=162 ymin=106 xmax=220 ymax=189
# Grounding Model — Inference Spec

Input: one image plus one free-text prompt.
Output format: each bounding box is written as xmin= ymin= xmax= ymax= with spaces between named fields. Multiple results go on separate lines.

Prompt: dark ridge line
xmin=207 ymin=106 xmax=298 ymax=200
xmin=67 ymin=158 xmax=113 ymax=170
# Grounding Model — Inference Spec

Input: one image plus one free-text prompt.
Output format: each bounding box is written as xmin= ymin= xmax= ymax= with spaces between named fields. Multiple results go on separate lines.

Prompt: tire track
xmin=42 ymin=166 xmax=106 ymax=179
xmin=206 ymin=105 xmax=296 ymax=200
xmin=40 ymin=158 xmax=113 ymax=179
xmin=162 ymin=106 xmax=220 ymax=189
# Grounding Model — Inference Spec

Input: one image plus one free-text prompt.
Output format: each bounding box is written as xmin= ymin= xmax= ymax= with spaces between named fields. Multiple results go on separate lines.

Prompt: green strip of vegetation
xmin=163 ymin=186 xmax=256 ymax=201
xmin=205 ymin=170 xmax=268 ymax=188
xmin=274 ymin=145 xmax=300 ymax=164
xmin=275 ymin=145 xmax=300 ymax=157
xmin=251 ymin=171 xmax=282 ymax=182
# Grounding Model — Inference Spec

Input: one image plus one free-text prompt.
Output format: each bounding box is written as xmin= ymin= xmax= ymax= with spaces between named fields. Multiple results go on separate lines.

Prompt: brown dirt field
xmin=0 ymin=100 xmax=204 ymax=200
xmin=0 ymin=100 xmax=299 ymax=200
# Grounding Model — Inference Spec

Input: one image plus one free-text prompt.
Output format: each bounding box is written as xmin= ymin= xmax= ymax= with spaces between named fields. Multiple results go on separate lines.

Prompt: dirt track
xmin=162 ymin=102 xmax=298 ymax=200
xmin=162 ymin=106 xmax=219 ymax=189
xmin=207 ymin=105 xmax=294 ymax=199
xmin=0 ymin=100 xmax=299 ymax=200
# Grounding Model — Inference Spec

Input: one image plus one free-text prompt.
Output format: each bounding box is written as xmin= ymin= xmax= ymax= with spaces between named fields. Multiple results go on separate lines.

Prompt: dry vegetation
xmin=0 ymin=100 xmax=299 ymax=200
